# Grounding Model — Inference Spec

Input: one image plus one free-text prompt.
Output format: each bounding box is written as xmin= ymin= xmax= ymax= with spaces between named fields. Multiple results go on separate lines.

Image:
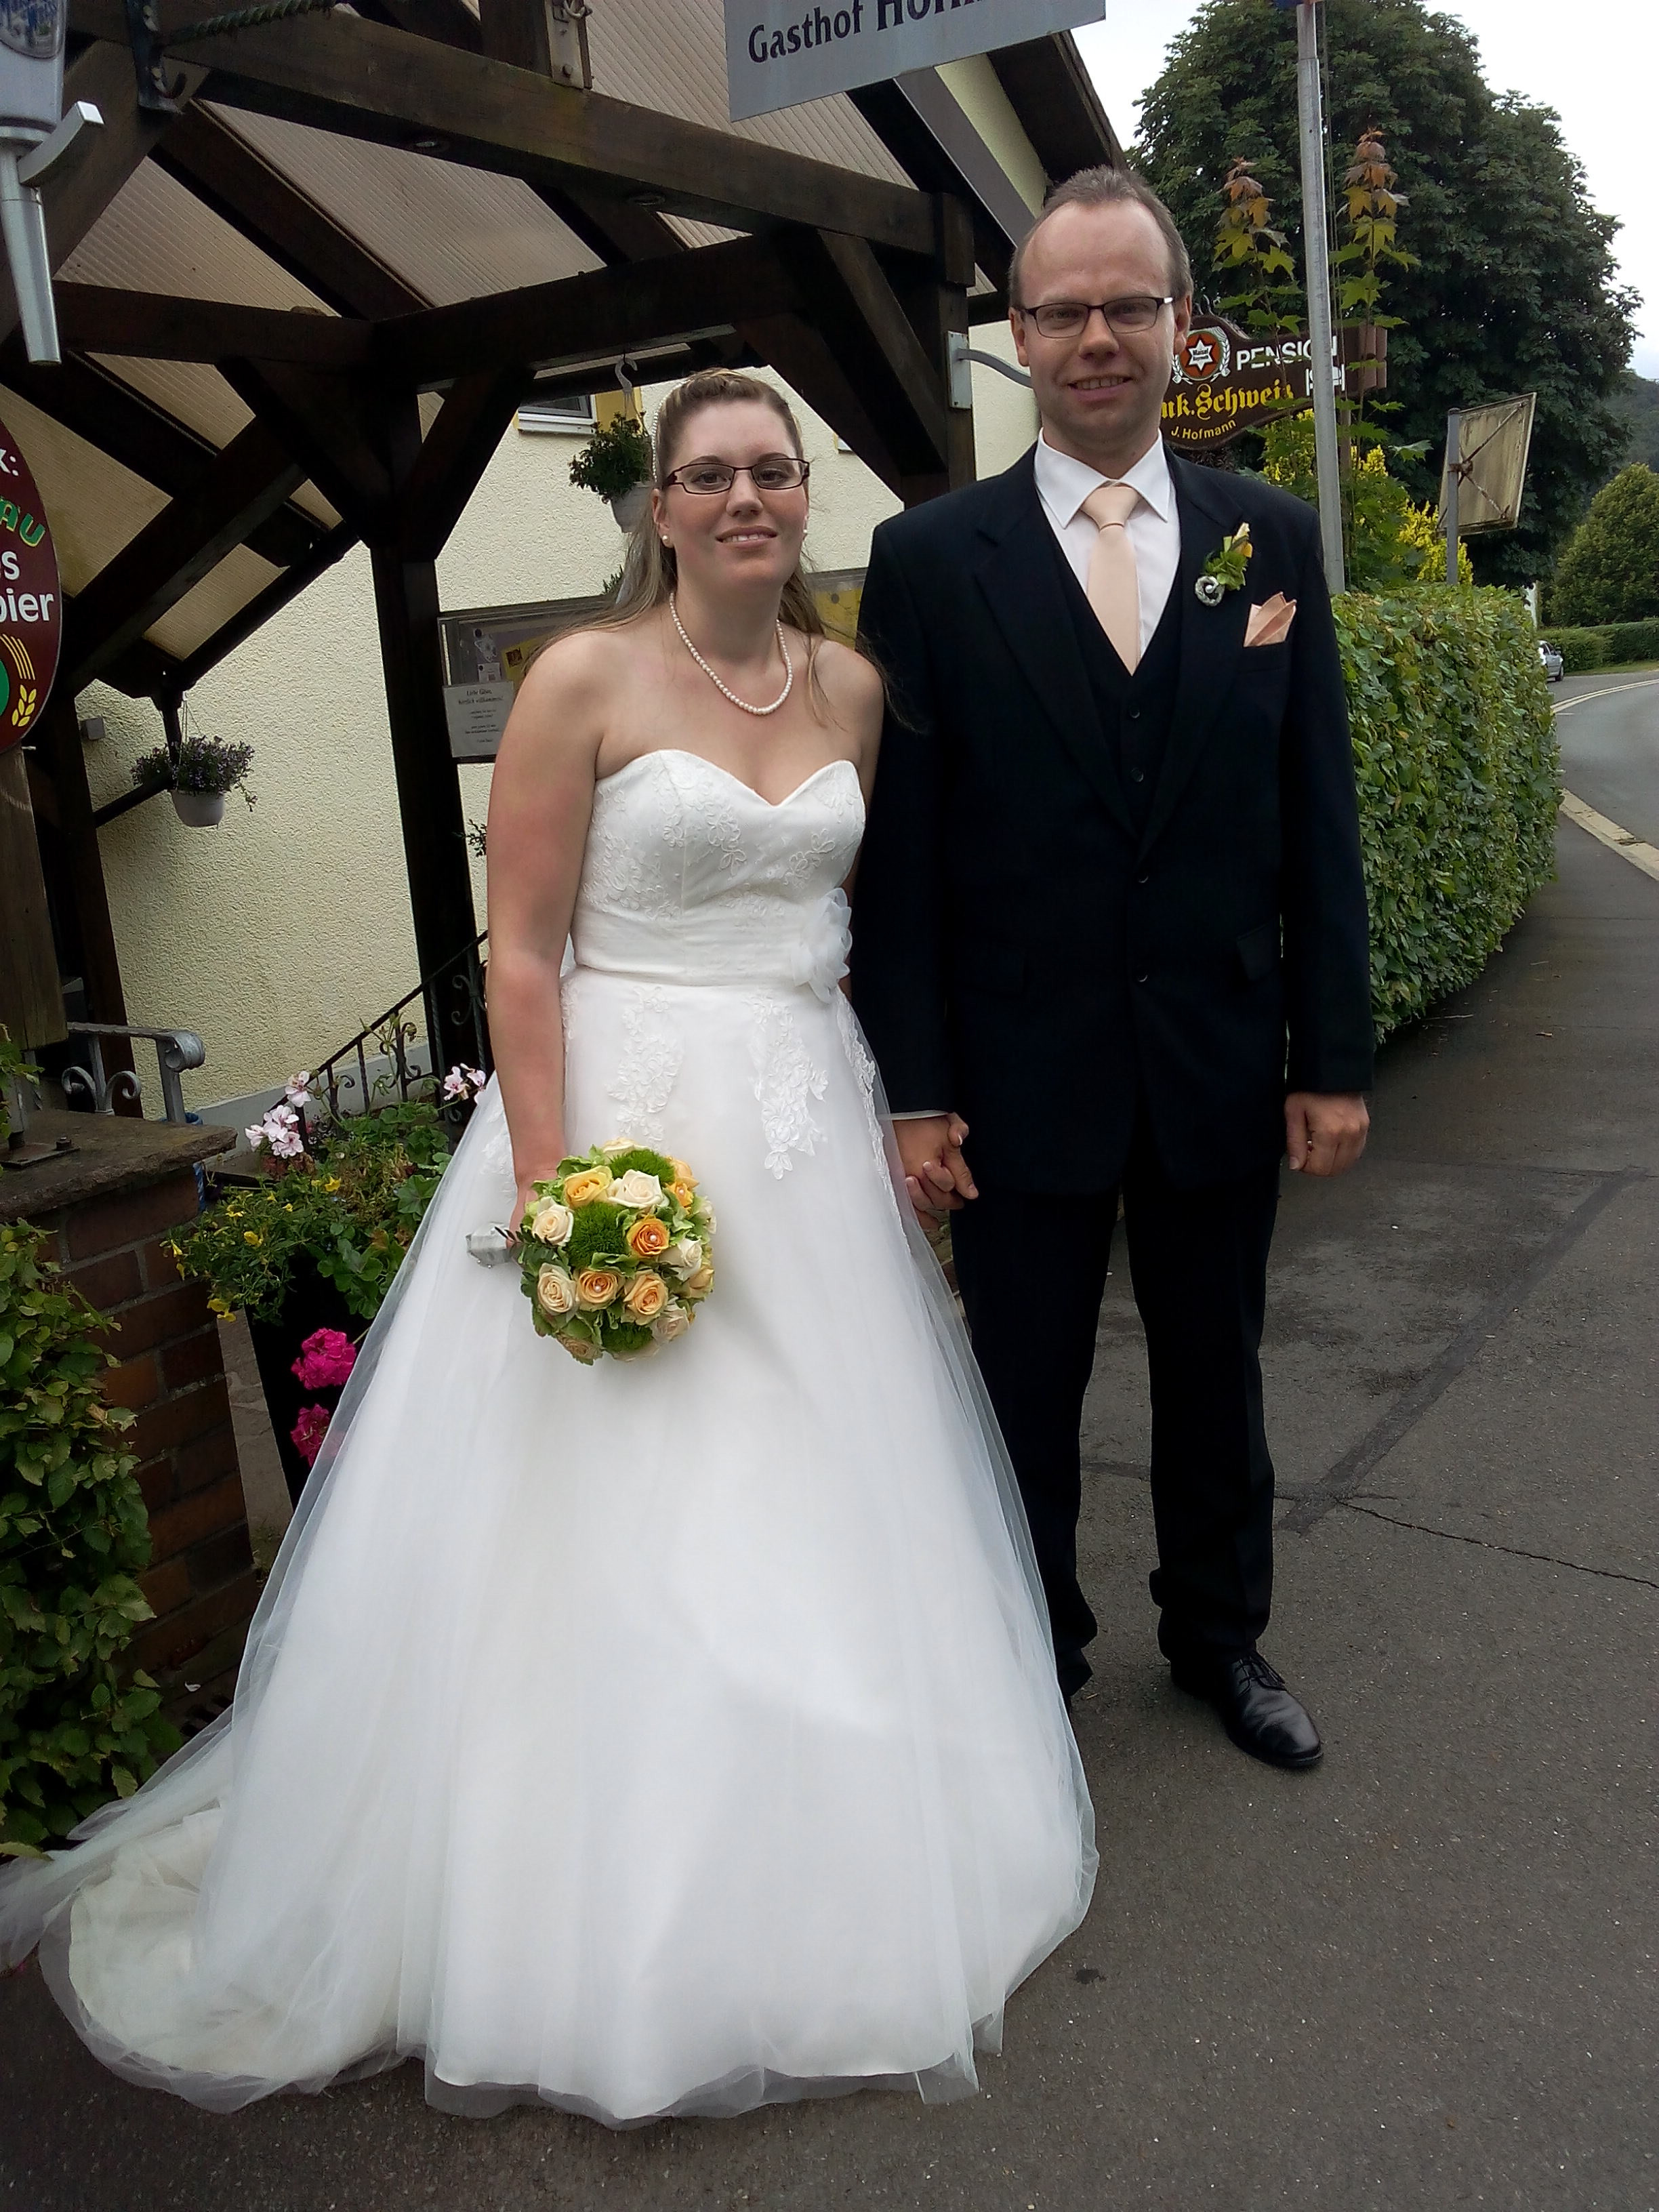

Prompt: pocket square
xmin=1244 ymin=593 xmax=1296 ymax=647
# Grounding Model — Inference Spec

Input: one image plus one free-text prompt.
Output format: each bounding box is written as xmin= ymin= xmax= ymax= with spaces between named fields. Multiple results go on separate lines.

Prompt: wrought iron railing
xmin=307 ymin=932 xmax=490 ymax=1141
xmin=60 ymin=1024 xmax=207 ymax=1124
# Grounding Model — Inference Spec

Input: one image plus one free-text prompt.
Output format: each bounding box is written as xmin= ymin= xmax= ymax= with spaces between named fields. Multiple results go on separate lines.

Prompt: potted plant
xmin=569 ymin=413 xmax=654 ymax=532
xmin=131 ymin=731 xmax=256 ymax=827
xmin=168 ymin=1067 xmax=485 ymax=1502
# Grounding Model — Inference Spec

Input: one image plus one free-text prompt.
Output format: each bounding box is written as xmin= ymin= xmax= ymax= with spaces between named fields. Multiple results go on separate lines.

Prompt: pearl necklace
xmin=670 ymin=594 xmax=794 ymax=718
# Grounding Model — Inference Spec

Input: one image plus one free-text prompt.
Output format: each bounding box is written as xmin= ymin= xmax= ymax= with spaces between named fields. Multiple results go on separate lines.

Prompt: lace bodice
xmin=573 ymin=750 xmax=864 ymax=991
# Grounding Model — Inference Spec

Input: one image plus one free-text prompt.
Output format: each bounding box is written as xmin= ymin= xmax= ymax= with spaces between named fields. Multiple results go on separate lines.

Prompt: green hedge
xmin=1338 ymin=587 xmax=1561 ymax=1040
xmin=1538 ymin=617 xmax=1659 ymax=672
xmin=1 ymin=1223 xmax=180 ymax=1853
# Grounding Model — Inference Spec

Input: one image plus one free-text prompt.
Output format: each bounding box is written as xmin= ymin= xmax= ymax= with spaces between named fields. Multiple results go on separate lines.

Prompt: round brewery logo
xmin=0 ymin=409 xmax=59 ymax=754
xmin=1176 ymin=325 xmax=1231 ymax=384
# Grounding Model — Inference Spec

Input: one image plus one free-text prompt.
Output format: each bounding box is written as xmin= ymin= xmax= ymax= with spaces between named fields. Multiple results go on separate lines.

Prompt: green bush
xmin=1547 ymin=464 xmax=1659 ymax=626
xmin=0 ymin=1223 xmax=180 ymax=1854
xmin=1602 ymin=618 xmax=1659 ymax=664
xmin=1338 ymin=587 xmax=1560 ymax=1038
xmin=1542 ymin=627 xmax=1605 ymax=674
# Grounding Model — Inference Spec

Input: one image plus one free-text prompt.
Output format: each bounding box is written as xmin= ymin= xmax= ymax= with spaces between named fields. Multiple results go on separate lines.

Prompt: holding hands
xmin=895 ymin=1114 xmax=977 ymax=1220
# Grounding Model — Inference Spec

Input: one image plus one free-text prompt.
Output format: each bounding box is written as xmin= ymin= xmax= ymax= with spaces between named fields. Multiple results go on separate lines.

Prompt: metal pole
xmin=1444 ymin=409 xmax=1460 ymax=583
xmin=1296 ymin=0 xmax=1345 ymax=592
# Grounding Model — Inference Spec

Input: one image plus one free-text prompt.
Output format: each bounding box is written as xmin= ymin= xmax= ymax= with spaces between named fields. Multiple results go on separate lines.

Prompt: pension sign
xmin=0 ymin=410 xmax=59 ymax=754
xmin=1162 ymin=320 xmax=1332 ymax=453
xmin=726 ymin=0 xmax=1104 ymax=123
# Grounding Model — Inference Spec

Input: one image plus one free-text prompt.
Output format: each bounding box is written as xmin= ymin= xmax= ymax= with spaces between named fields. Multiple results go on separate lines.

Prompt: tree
xmin=1547 ymin=465 xmax=1659 ymax=626
xmin=1134 ymin=0 xmax=1638 ymax=584
xmin=1605 ymin=372 xmax=1659 ymax=483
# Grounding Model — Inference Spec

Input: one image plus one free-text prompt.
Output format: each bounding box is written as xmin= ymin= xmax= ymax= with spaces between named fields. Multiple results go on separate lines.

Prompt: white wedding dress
xmin=0 ymin=748 xmax=1095 ymax=2123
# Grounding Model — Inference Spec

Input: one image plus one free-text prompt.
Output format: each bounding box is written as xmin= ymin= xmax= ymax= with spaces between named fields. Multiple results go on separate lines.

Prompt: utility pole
xmin=1292 ymin=0 xmax=1346 ymax=592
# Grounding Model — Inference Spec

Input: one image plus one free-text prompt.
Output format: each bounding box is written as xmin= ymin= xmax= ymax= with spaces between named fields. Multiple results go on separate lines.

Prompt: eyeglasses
xmin=663 ymin=455 xmax=811 ymax=495
xmin=1017 ymin=295 xmax=1174 ymax=340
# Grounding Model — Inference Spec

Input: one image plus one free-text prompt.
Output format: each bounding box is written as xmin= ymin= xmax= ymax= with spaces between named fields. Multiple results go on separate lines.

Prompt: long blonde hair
xmin=569 ymin=370 xmax=852 ymax=711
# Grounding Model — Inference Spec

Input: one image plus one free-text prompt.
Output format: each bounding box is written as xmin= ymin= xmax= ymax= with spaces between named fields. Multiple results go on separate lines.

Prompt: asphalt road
xmin=4 ymin=682 xmax=1658 ymax=2210
xmin=1554 ymin=665 xmax=1659 ymax=847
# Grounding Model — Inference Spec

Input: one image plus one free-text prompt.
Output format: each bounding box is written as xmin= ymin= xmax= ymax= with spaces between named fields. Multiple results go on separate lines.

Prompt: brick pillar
xmin=5 ymin=1115 xmax=256 ymax=1704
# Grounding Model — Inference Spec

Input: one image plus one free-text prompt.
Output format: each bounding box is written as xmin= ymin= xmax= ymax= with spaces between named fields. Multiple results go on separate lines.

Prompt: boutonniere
xmin=1195 ymin=523 xmax=1252 ymax=607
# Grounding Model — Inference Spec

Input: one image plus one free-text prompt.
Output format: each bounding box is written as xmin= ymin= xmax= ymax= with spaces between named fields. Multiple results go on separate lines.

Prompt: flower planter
xmin=171 ymin=789 xmax=226 ymax=827
xmin=244 ymin=1258 xmax=359 ymax=1507
xmin=607 ymin=484 xmax=651 ymax=533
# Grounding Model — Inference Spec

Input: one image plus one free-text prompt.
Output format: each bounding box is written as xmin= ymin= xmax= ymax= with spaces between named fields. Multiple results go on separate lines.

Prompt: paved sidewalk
xmin=4 ymin=801 xmax=1657 ymax=2209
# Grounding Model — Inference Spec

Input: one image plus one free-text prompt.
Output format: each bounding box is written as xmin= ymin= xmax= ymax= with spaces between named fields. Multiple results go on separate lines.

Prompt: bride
xmin=0 ymin=370 xmax=1095 ymax=2124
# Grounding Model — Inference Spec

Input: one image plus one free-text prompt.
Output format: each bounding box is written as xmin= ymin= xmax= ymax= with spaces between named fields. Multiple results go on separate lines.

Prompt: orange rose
xmin=575 ymin=1267 xmax=621 ymax=1309
xmin=622 ymin=1270 xmax=670 ymax=1320
xmin=625 ymin=1214 xmax=670 ymax=1259
xmin=563 ymin=1167 xmax=612 ymax=1207
xmin=682 ymin=1261 xmax=715 ymax=1300
xmin=668 ymin=1157 xmax=697 ymax=1189
xmin=668 ymin=1180 xmax=697 ymax=1211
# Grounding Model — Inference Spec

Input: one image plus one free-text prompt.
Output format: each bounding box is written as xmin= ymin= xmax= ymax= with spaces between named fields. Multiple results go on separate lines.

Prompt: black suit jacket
xmin=850 ymin=444 xmax=1374 ymax=1194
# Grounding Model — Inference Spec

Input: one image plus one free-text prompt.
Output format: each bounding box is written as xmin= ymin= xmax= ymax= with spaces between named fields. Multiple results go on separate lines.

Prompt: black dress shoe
xmin=1168 ymin=1648 xmax=1323 ymax=1770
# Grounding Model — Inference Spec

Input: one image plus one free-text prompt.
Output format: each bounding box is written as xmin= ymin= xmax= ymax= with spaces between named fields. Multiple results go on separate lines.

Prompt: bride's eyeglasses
xmin=1019 ymin=295 xmax=1174 ymax=338
xmin=663 ymin=455 xmax=811 ymax=496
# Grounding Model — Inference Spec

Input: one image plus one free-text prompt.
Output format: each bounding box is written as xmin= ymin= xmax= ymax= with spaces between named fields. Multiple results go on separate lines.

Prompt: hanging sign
xmin=1162 ymin=319 xmax=1349 ymax=452
xmin=0 ymin=409 xmax=59 ymax=753
xmin=726 ymin=0 xmax=1105 ymax=123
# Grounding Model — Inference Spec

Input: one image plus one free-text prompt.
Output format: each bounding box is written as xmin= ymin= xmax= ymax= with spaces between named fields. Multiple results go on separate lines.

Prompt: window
xmin=516 ymin=390 xmax=598 ymax=435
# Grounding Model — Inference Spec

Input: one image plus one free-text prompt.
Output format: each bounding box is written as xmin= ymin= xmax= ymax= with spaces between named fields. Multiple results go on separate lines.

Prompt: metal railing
xmin=308 ymin=933 xmax=490 ymax=1136
xmin=60 ymin=1024 xmax=207 ymax=1124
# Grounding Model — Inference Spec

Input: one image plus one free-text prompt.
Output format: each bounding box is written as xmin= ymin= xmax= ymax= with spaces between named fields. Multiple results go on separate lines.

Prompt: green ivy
xmin=0 ymin=1223 xmax=182 ymax=1855
xmin=1339 ymin=586 xmax=1561 ymax=1039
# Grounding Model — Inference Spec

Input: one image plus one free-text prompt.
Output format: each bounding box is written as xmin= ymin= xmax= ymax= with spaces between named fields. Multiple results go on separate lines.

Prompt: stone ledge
xmin=0 ymin=1109 xmax=235 ymax=1225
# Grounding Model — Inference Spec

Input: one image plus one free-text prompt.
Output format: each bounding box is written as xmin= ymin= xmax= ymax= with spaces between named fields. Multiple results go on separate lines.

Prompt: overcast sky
xmin=1073 ymin=0 xmax=1657 ymax=379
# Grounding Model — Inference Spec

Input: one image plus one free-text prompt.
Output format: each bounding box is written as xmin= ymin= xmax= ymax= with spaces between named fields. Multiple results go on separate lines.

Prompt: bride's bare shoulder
xmin=808 ymin=634 xmax=884 ymax=725
xmin=516 ymin=619 xmax=655 ymax=709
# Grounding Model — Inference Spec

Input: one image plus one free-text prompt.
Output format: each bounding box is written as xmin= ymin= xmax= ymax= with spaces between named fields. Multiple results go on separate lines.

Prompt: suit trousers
xmin=951 ymin=1107 xmax=1280 ymax=1696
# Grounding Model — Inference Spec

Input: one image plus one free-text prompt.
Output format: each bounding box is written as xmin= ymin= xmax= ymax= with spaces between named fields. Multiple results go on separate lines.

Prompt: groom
xmin=851 ymin=167 xmax=1373 ymax=1770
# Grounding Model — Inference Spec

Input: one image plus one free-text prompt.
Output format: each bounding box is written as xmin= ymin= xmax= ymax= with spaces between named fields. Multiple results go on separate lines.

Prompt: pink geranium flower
xmin=291 ymin=1402 xmax=331 ymax=1469
xmin=291 ymin=1327 xmax=357 ymax=1391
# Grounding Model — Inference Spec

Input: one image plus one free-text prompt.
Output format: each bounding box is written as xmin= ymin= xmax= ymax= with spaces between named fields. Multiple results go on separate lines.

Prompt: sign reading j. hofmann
xmin=726 ymin=0 xmax=1105 ymax=123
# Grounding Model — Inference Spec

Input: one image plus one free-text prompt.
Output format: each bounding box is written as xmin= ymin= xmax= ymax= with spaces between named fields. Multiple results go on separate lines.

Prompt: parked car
xmin=1538 ymin=638 xmax=1565 ymax=682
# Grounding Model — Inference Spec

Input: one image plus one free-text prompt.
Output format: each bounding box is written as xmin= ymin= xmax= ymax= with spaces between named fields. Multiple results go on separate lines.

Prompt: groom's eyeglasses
xmin=1019 ymin=295 xmax=1174 ymax=339
xmin=663 ymin=455 xmax=811 ymax=495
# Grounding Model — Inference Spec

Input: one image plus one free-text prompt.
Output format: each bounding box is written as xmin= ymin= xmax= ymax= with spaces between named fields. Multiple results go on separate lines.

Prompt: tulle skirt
xmin=0 ymin=968 xmax=1095 ymax=2123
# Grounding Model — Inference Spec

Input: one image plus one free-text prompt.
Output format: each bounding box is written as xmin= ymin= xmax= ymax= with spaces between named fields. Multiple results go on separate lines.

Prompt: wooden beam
xmin=848 ymin=73 xmax=1031 ymax=293
xmin=398 ymin=369 xmax=529 ymax=558
xmin=152 ymin=106 xmax=430 ymax=319
xmin=0 ymin=39 xmax=207 ymax=346
xmin=220 ymin=359 xmax=392 ymax=527
xmin=67 ymin=8 xmax=937 ymax=252
xmin=353 ymin=0 xmax=481 ymax=52
xmin=54 ymin=283 xmax=371 ymax=365
xmin=63 ymin=419 xmax=307 ymax=690
xmin=0 ymin=344 xmax=325 ymax=571
xmin=374 ymin=230 xmax=799 ymax=390
xmin=35 ymin=687 xmax=130 ymax=1040
xmin=0 ymin=747 xmax=66 ymax=1049
xmin=737 ymin=313 xmax=904 ymax=493
xmin=170 ymin=522 xmax=357 ymax=693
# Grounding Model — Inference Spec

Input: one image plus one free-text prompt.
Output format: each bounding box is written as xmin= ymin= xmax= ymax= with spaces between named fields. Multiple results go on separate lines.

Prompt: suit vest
xmin=1052 ymin=529 xmax=1183 ymax=837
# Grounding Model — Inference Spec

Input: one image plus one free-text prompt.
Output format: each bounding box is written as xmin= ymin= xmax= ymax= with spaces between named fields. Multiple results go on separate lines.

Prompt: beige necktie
xmin=1081 ymin=481 xmax=1142 ymax=673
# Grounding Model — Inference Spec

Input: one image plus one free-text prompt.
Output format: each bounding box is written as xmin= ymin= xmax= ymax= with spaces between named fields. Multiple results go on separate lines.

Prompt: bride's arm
xmin=484 ymin=634 xmax=611 ymax=1227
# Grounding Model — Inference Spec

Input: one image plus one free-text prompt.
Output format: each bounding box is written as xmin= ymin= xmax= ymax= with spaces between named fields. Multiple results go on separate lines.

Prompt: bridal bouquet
xmin=518 ymin=1141 xmax=714 ymax=1364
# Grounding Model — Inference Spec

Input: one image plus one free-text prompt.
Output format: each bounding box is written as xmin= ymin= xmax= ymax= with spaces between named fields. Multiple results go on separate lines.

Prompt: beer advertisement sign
xmin=0 ymin=410 xmax=59 ymax=754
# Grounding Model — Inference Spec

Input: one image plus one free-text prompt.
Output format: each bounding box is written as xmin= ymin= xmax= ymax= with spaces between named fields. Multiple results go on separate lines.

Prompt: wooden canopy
xmin=12 ymin=0 xmax=1116 ymax=1073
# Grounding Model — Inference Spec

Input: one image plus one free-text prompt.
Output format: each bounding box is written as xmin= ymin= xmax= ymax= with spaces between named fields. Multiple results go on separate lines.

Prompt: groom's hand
xmin=1285 ymin=1091 xmax=1369 ymax=1177
xmin=895 ymin=1115 xmax=978 ymax=1218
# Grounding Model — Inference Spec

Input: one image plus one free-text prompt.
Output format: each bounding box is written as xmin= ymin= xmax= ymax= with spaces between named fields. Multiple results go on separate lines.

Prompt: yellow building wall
xmin=80 ymin=358 xmax=1036 ymax=1116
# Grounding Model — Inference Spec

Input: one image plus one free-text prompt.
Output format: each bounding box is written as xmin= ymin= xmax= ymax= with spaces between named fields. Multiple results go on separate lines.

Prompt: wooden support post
xmin=0 ymin=746 xmax=66 ymax=1050
xmin=35 ymin=689 xmax=139 ymax=1110
xmin=893 ymin=195 xmax=976 ymax=508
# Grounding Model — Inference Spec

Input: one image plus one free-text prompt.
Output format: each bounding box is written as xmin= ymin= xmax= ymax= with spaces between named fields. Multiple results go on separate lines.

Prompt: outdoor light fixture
xmin=0 ymin=0 xmax=102 ymax=365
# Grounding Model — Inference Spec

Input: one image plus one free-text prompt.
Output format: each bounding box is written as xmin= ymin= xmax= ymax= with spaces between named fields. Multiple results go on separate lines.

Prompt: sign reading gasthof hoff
xmin=0 ymin=410 xmax=58 ymax=755
xmin=1163 ymin=320 xmax=1334 ymax=453
xmin=725 ymin=0 xmax=1105 ymax=123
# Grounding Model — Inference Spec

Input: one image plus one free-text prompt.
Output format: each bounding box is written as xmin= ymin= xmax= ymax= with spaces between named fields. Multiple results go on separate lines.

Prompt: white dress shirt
xmin=1032 ymin=432 xmax=1182 ymax=658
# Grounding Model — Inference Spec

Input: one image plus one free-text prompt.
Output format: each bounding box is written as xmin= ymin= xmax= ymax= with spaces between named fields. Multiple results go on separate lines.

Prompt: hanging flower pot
xmin=171 ymin=788 xmax=226 ymax=827
xmin=607 ymin=483 xmax=651 ymax=533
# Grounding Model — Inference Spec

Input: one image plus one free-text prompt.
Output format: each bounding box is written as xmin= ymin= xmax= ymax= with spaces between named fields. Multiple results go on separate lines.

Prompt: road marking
xmin=1552 ymin=674 xmax=1659 ymax=714
xmin=1559 ymin=792 xmax=1659 ymax=884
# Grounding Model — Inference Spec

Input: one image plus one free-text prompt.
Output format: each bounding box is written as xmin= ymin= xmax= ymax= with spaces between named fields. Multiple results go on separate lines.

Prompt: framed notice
xmin=726 ymin=0 xmax=1105 ymax=123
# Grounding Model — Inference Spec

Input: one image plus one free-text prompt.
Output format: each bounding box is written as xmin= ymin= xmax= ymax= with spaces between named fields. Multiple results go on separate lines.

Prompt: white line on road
xmin=1552 ymin=675 xmax=1659 ymax=714
xmin=1558 ymin=792 xmax=1659 ymax=884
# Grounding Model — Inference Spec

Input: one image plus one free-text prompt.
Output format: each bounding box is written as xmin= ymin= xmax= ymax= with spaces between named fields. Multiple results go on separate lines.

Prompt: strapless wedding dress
xmin=0 ymin=748 xmax=1095 ymax=2123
